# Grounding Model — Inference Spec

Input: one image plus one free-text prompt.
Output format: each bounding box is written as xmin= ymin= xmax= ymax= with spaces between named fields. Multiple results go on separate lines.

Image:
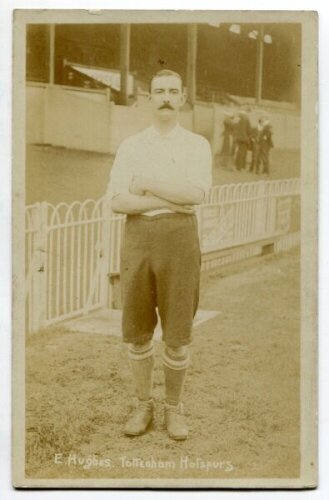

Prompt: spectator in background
xmin=220 ymin=111 xmax=235 ymax=169
xmin=248 ymin=123 xmax=260 ymax=173
xmin=257 ymin=114 xmax=274 ymax=176
xmin=234 ymin=108 xmax=252 ymax=171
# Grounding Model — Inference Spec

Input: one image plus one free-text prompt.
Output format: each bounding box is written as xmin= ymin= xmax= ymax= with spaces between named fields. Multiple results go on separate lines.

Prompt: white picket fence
xmin=25 ymin=179 xmax=300 ymax=333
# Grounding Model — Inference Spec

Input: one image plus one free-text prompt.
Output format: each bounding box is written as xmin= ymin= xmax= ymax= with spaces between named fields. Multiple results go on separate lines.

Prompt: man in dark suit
xmin=257 ymin=115 xmax=274 ymax=175
xmin=234 ymin=109 xmax=252 ymax=171
xmin=220 ymin=111 xmax=235 ymax=169
xmin=248 ymin=124 xmax=260 ymax=173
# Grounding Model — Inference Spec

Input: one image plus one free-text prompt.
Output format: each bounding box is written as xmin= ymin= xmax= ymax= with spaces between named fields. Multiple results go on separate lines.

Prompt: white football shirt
xmin=107 ymin=124 xmax=213 ymax=216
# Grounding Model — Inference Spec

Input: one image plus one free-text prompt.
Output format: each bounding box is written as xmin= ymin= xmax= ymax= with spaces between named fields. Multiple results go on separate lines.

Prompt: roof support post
xmin=49 ymin=24 xmax=55 ymax=84
xmin=120 ymin=24 xmax=131 ymax=105
xmin=255 ymin=24 xmax=264 ymax=105
xmin=187 ymin=23 xmax=197 ymax=106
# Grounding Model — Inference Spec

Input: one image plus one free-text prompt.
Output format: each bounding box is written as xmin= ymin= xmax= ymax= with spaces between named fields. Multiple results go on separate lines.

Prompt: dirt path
xmin=26 ymin=248 xmax=300 ymax=480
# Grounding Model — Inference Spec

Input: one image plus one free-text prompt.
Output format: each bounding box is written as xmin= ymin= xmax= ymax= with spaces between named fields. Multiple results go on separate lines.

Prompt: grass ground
xmin=24 ymin=143 xmax=301 ymax=481
xmin=26 ymin=247 xmax=300 ymax=480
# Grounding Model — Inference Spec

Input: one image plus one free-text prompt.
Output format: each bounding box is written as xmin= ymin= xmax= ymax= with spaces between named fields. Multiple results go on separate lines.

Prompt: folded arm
xmin=131 ymin=175 xmax=205 ymax=205
xmin=111 ymin=193 xmax=195 ymax=215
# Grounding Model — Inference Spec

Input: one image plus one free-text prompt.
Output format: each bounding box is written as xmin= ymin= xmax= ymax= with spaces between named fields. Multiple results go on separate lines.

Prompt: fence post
xmin=30 ymin=203 xmax=48 ymax=332
xmin=254 ymin=181 xmax=267 ymax=237
xmin=265 ymin=183 xmax=277 ymax=236
xmin=30 ymin=204 xmax=40 ymax=333
xmin=100 ymin=198 xmax=111 ymax=308
xmin=38 ymin=202 xmax=48 ymax=329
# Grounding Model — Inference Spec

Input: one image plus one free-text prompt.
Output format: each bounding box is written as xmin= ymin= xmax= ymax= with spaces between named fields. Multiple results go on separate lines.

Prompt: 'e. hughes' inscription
xmin=54 ymin=453 xmax=234 ymax=472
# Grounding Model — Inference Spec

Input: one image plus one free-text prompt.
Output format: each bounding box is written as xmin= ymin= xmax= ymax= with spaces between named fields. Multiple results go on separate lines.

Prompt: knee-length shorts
xmin=120 ymin=213 xmax=201 ymax=347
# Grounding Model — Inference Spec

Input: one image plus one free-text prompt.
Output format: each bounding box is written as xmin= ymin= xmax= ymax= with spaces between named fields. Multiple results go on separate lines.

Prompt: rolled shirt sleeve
xmin=186 ymin=136 xmax=213 ymax=196
xmin=106 ymin=140 xmax=133 ymax=201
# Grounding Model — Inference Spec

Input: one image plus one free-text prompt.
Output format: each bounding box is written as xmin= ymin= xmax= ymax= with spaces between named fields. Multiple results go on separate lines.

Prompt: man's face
xmin=149 ymin=75 xmax=186 ymax=121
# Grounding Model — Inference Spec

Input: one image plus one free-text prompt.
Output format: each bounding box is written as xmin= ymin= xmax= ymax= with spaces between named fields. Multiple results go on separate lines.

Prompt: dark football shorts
xmin=120 ymin=213 xmax=201 ymax=347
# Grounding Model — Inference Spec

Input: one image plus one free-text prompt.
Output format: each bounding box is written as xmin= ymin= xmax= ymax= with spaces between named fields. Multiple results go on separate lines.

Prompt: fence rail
xmin=25 ymin=179 xmax=300 ymax=333
xmin=25 ymin=198 xmax=113 ymax=333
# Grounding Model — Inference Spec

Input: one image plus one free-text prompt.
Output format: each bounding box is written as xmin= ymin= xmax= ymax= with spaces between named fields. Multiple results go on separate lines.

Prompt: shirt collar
xmin=147 ymin=123 xmax=182 ymax=140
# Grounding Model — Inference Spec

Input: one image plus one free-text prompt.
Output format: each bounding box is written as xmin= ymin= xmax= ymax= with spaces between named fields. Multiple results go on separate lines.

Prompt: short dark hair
xmin=149 ymin=69 xmax=183 ymax=93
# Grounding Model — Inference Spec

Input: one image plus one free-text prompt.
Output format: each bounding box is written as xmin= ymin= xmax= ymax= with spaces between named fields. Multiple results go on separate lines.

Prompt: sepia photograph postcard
xmin=12 ymin=9 xmax=318 ymax=489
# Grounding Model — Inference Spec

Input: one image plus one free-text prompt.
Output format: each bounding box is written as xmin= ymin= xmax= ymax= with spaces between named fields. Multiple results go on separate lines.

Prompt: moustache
xmin=159 ymin=103 xmax=174 ymax=110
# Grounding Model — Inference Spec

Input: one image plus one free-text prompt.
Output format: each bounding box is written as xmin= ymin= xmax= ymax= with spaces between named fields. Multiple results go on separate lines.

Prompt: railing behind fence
xmin=25 ymin=179 xmax=300 ymax=333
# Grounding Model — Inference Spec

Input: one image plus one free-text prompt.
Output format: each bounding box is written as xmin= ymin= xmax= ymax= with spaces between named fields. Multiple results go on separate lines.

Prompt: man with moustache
xmin=107 ymin=69 xmax=212 ymax=440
